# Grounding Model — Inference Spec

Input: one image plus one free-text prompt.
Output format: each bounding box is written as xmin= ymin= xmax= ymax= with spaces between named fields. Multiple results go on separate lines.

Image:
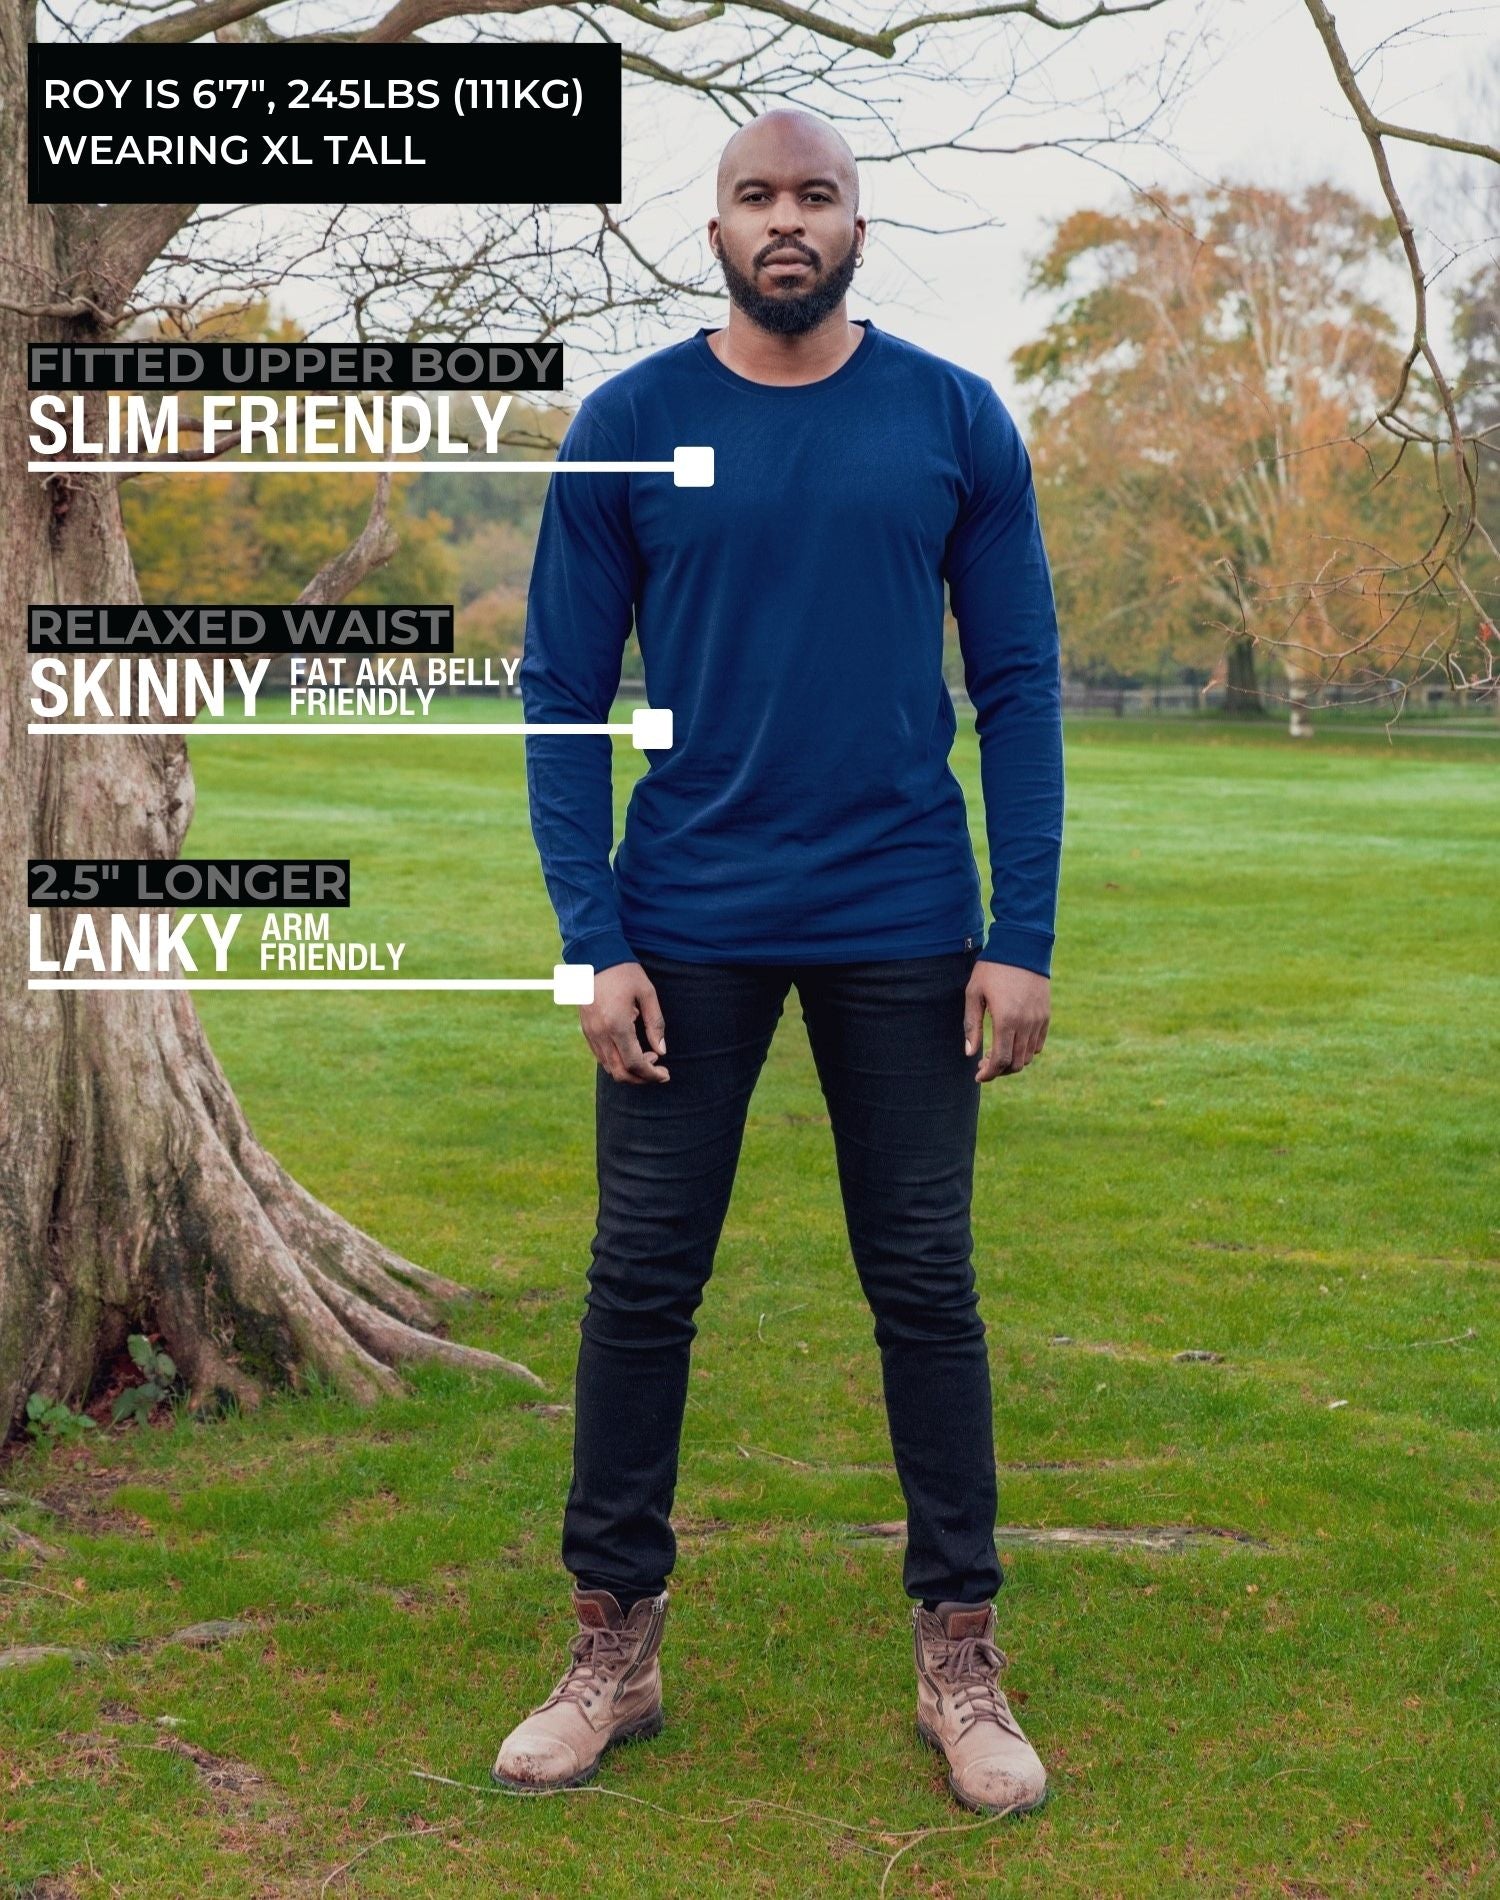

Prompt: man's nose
xmin=766 ymin=196 xmax=806 ymax=233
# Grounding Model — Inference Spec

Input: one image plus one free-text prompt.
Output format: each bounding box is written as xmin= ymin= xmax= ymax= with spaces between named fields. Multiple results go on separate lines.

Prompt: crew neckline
xmin=690 ymin=318 xmax=879 ymax=397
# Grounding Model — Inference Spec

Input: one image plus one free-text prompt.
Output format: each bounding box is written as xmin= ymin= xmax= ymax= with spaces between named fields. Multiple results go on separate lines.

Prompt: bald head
xmin=716 ymin=109 xmax=860 ymax=214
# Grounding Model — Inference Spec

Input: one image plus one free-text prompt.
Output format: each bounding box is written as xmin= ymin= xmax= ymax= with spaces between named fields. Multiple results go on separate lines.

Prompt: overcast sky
xmin=592 ymin=0 xmax=1498 ymax=415
xmin=63 ymin=0 xmax=1494 ymax=419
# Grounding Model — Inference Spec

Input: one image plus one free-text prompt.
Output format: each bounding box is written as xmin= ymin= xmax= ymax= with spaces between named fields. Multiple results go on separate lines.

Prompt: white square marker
xmin=631 ymin=706 xmax=674 ymax=750
xmin=673 ymin=445 xmax=715 ymax=488
xmin=553 ymin=963 xmax=595 ymax=1005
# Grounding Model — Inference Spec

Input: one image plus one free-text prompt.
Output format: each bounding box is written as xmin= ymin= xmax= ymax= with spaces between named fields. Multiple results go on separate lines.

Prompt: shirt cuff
xmin=562 ymin=926 xmax=639 ymax=976
xmin=979 ymin=924 xmax=1054 ymax=979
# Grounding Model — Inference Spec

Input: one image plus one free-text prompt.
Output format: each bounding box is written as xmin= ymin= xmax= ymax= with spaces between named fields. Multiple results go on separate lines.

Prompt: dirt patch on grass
xmin=374 ymin=1577 xmax=469 ymax=1613
xmin=997 ymin=1455 xmax=1177 ymax=1472
xmin=30 ymin=1461 xmax=156 ymax=1538
xmin=157 ymin=1734 xmax=270 ymax=1805
xmin=55 ymin=1729 xmax=127 ymax=1782
xmin=327 ymin=1488 xmax=403 ymax=1534
xmin=677 ymin=1515 xmax=735 ymax=1538
xmin=850 ymin=1521 xmax=1271 ymax=1552
xmin=516 ymin=1287 xmax=572 ymax=1312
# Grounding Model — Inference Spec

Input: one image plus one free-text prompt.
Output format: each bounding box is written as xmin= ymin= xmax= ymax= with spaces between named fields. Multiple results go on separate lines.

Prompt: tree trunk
xmin=0 ymin=9 xmax=537 ymax=1431
xmin=1221 ymin=631 xmax=1264 ymax=715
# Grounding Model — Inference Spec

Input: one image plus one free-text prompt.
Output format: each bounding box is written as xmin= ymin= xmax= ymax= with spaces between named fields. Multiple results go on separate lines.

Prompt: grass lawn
xmin=2 ymin=710 xmax=1497 ymax=1898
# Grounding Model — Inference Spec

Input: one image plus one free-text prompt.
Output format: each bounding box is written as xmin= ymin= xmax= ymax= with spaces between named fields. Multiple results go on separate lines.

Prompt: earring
xmin=855 ymin=252 xmax=865 ymax=268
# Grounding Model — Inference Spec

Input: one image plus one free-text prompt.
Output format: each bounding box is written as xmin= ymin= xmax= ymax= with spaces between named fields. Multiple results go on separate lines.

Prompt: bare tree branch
xmin=359 ymin=0 xmax=551 ymax=44
xmin=1302 ymin=0 xmax=1490 ymax=640
xmin=296 ymin=472 xmax=399 ymax=604
xmin=117 ymin=0 xmax=1174 ymax=55
xmin=124 ymin=0 xmax=281 ymax=41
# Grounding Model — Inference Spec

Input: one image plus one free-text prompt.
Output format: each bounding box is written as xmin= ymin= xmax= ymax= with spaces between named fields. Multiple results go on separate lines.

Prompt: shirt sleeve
xmin=943 ymin=384 xmax=1065 ymax=980
xmin=521 ymin=400 xmax=641 ymax=974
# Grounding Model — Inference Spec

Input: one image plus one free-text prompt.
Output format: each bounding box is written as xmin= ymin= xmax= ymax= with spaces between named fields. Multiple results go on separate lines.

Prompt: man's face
xmin=709 ymin=130 xmax=865 ymax=337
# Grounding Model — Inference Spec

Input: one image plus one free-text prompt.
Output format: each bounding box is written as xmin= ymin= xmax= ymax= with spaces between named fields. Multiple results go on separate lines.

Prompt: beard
xmin=715 ymin=231 xmax=860 ymax=336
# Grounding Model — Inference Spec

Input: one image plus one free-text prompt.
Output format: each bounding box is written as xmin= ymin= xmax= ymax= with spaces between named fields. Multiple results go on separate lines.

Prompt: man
xmin=495 ymin=107 xmax=1063 ymax=1818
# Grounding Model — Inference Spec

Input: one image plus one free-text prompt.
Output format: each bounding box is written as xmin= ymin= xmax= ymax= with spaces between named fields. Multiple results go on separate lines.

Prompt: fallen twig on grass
xmin=1365 ymin=1326 xmax=1478 ymax=1351
xmin=319 ymin=1820 xmax=456 ymax=1895
xmin=408 ymin=1767 xmax=1030 ymax=1892
xmin=731 ymin=1445 xmax=894 ymax=1475
xmin=736 ymin=1444 xmax=812 ymax=1469
xmin=875 ymin=1803 xmax=1033 ymax=1898
xmin=411 ymin=1767 xmax=743 ymax=1822
xmin=0 ymin=1574 xmax=86 ymax=1605
xmin=756 ymin=1302 xmax=808 ymax=1342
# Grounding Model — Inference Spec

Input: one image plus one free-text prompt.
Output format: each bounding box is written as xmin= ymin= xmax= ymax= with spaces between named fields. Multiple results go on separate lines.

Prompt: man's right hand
xmin=581 ymin=962 xmax=670 ymax=1084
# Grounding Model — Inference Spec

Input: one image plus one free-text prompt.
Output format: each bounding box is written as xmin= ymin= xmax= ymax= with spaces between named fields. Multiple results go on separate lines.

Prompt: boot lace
xmin=931 ymin=1632 xmax=1025 ymax=1740
xmin=541 ymin=1625 xmax=640 ymax=1714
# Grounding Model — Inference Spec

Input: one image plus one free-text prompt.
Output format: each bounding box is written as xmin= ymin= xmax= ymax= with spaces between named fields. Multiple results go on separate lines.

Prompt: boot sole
xmin=491 ymin=1706 xmax=666 ymax=1794
xmin=916 ymin=1717 xmax=1048 ymax=1818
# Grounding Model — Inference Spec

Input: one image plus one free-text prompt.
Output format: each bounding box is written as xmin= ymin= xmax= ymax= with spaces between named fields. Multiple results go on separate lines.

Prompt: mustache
xmin=755 ymin=240 xmax=819 ymax=269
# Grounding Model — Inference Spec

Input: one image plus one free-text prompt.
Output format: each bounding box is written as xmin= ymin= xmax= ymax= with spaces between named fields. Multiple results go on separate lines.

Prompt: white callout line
xmin=28 ymin=967 xmax=598 ymax=1004
xmin=27 ymin=446 xmax=716 ymax=485
xmin=29 ymin=710 xmax=675 ymax=746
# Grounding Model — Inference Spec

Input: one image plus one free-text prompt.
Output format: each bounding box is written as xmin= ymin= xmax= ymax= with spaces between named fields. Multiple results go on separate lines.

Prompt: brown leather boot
xmin=913 ymin=1600 xmax=1048 ymax=1816
xmin=491 ymin=1587 xmax=668 ymax=1792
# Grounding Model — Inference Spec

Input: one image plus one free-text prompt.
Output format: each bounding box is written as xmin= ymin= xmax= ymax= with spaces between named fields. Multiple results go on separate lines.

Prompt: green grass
xmin=3 ymin=711 xmax=1498 ymax=1898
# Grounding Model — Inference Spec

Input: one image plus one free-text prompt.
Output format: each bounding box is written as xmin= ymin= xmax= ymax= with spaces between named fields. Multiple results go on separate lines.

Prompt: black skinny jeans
xmin=563 ymin=949 xmax=1003 ymax=1607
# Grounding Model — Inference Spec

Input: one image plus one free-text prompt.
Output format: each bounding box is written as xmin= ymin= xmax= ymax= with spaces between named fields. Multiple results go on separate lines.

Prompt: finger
xmin=977 ymin=1015 xmax=1017 ymax=1083
xmin=963 ymin=985 xmax=984 ymax=1059
xmin=1008 ymin=1017 xmax=1048 ymax=1074
xmin=588 ymin=1027 xmax=628 ymax=1082
xmin=610 ymin=1040 xmax=650 ymax=1083
xmin=974 ymin=1008 xmax=996 ymax=1081
xmin=584 ymin=1018 xmax=634 ymax=1084
xmin=639 ymin=984 xmax=667 ymax=1057
xmin=612 ymin=1020 xmax=668 ymax=1084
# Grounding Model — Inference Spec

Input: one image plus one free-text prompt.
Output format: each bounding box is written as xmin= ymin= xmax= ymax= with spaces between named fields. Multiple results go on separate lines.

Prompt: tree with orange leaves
xmin=1014 ymin=183 xmax=1436 ymax=722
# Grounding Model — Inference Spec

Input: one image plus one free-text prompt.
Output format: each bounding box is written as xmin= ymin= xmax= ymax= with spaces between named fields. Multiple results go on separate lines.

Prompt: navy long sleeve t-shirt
xmin=522 ymin=319 xmax=1065 ymax=978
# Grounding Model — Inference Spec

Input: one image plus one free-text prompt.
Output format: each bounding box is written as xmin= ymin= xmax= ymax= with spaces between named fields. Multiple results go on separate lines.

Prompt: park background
xmin=4 ymin=0 xmax=1499 ymax=1894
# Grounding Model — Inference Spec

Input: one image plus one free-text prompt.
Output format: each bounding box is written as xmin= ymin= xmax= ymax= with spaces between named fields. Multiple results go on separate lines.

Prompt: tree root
xmin=124 ymin=990 xmax=545 ymax=1413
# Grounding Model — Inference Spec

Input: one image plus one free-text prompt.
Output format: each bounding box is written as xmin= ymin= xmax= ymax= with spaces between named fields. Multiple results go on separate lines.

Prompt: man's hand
xmin=581 ymin=962 xmax=670 ymax=1084
xmin=964 ymin=961 xmax=1050 ymax=1084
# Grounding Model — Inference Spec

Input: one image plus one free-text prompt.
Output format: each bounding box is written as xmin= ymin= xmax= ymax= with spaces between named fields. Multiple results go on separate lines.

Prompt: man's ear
xmin=707 ymin=215 xmax=721 ymax=259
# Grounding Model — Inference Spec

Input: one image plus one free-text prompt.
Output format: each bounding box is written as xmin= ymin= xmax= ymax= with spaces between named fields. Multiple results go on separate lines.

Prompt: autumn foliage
xmin=1014 ymin=183 xmax=1451 ymax=705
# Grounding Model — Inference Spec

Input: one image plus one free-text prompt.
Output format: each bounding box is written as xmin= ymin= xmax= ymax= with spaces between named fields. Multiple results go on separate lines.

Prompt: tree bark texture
xmin=0 ymin=2 xmax=537 ymax=1429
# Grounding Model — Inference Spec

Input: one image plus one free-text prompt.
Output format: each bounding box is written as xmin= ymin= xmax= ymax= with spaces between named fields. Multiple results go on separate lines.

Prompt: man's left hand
xmin=964 ymin=961 xmax=1051 ymax=1084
